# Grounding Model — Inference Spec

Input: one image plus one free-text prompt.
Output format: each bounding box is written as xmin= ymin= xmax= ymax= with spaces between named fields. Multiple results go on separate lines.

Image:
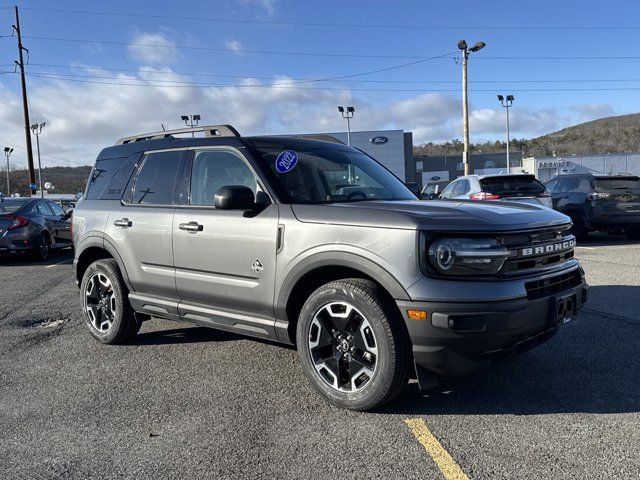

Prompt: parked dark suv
xmin=545 ymin=173 xmax=640 ymax=240
xmin=73 ymin=125 xmax=588 ymax=411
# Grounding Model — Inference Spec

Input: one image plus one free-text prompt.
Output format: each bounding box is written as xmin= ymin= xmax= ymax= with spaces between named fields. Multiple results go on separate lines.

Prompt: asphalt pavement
xmin=1 ymin=236 xmax=639 ymax=479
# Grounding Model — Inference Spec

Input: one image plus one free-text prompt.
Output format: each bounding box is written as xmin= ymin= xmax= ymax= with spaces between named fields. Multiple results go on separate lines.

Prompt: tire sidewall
xmin=37 ymin=234 xmax=50 ymax=260
xmin=81 ymin=260 xmax=128 ymax=343
xmin=296 ymin=282 xmax=399 ymax=409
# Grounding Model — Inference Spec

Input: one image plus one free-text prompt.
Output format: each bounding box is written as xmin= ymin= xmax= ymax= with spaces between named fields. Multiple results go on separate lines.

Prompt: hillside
xmin=1 ymin=166 xmax=92 ymax=196
xmin=414 ymin=113 xmax=640 ymax=157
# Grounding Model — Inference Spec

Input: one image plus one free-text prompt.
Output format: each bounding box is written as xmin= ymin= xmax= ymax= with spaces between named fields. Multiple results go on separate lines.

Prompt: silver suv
xmin=73 ymin=125 xmax=588 ymax=411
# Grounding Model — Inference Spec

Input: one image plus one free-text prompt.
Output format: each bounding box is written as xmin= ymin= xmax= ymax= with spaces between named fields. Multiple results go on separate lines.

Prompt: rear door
xmin=173 ymin=147 xmax=279 ymax=324
xmin=104 ymin=149 xmax=187 ymax=309
xmin=47 ymin=201 xmax=72 ymax=245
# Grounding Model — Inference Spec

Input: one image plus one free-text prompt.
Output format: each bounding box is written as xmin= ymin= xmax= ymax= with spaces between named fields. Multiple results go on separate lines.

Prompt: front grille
xmin=499 ymin=225 xmax=575 ymax=276
xmin=525 ymin=269 xmax=582 ymax=300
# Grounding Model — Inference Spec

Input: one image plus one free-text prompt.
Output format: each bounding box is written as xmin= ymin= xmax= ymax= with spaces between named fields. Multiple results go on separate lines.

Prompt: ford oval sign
xmin=370 ymin=136 xmax=389 ymax=145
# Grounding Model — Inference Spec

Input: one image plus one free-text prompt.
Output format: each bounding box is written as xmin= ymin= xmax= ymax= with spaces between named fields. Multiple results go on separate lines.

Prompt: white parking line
xmin=45 ymin=258 xmax=73 ymax=268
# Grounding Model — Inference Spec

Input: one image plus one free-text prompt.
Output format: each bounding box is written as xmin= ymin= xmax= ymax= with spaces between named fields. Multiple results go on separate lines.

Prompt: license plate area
xmin=554 ymin=293 xmax=577 ymax=324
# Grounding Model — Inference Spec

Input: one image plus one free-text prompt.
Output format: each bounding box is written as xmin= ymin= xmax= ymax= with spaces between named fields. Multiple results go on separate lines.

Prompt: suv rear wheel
xmin=569 ymin=214 xmax=589 ymax=241
xmin=81 ymin=259 xmax=141 ymax=344
xmin=296 ymin=279 xmax=410 ymax=411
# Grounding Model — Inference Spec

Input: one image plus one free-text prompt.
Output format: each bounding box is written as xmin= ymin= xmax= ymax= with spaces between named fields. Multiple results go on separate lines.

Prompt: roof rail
xmin=115 ymin=124 xmax=240 ymax=145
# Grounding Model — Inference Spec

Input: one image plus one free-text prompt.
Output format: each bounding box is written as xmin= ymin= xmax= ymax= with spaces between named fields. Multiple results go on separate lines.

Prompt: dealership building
xmin=309 ymin=129 xmax=417 ymax=183
xmin=522 ymin=152 xmax=640 ymax=182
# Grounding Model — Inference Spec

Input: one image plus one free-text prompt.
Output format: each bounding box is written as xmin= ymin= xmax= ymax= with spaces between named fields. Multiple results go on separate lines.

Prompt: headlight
xmin=424 ymin=237 xmax=512 ymax=277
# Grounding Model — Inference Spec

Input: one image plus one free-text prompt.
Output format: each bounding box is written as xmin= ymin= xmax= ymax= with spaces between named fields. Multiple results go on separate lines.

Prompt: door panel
xmin=173 ymin=147 xmax=279 ymax=319
xmin=173 ymin=203 xmax=279 ymax=317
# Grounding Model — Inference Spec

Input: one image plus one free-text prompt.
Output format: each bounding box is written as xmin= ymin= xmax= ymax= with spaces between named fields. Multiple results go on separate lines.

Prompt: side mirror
xmin=214 ymin=185 xmax=255 ymax=210
xmin=64 ymin=209 xmax=74 ymax=220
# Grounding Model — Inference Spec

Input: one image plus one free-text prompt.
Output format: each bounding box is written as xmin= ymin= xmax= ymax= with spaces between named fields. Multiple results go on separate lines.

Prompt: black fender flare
xmin=275 ymin=250 xmax=411 ymax=321
xmin=75 ymin=234 xmax=134 ymax=292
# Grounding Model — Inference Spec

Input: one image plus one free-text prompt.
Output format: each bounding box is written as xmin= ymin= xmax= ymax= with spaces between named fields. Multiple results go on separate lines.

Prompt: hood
xmin=291 ymin=199 xmax=570 ymax=232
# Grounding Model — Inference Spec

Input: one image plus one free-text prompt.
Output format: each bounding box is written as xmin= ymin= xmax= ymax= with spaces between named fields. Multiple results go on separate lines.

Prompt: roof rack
xmin=115 ymin=124 xmax=240 ymax=145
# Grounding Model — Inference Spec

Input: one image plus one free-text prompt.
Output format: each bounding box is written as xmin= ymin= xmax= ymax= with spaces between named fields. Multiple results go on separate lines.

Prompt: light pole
xmin=30 ymin=122 xmax=45 ymax=198
xmin=3 ymin=147 xmax=13 ymax=195
xmin=337 ymin=106 xmax=355 ymax=146
xmin=181 ymin=114 xmax=201 ymax=137
xmin=458 ymin=40 xmax=486 ymax=176
xmin=497 ymin=95 xmax=514 ymax=174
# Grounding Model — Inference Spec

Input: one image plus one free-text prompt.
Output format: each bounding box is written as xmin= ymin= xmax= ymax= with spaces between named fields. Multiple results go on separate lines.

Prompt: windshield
xmin=0 ymin=199 xmax=28 ymax=214
xmin=480 ymin=175 xmax=546 ymax=196
xmin=252 ymin=145 xmax=416 ymax=204
xmin=595 ymin=177 xmax=640 ymax=190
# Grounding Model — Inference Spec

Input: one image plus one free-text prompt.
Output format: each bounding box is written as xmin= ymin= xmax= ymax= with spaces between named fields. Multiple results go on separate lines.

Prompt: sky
xmin=0 ymin=0 xmax=639 ymax=167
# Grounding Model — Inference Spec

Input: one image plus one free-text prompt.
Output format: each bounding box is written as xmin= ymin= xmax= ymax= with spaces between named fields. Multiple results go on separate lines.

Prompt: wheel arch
xmin=275 ymin=252 xmax=410 ymax=344
xmin=75 ymin=238 xmax=133 ymax=291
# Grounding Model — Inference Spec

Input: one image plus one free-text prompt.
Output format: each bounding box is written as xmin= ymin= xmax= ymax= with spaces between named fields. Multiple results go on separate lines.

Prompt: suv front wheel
xmin=81 ymin=259 xmax=141 ymax=344
xmin=296 ymin=279 xmax=410 ymax=411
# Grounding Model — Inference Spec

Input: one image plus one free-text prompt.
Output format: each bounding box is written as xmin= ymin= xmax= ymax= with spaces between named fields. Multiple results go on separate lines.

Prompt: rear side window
xmin=128 ymin=151 xmax=185 ymax=205
xmin=452 ymin=179 xmax=470 ymax=196
xmin=48 ymin=202 xmax=65 ymax=216
xmin=86 ymin=154 xmax=140 ymax=200
xmin=555 ymin=177 xmax=581 ymax=193
xmin=36 ymin=202 xmax=53 ymax=215
xmin=480 ymin=176 xmax=545 ymax=195
xmin=0 ymin=200 xmax=29 ymax=213
xmin=595 ymin=177 xmax=640 ymax=190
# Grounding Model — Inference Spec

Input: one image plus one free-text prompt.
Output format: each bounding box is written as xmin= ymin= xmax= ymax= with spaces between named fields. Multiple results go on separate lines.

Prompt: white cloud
xmin=225 ymin=39 xmax=243 ymax=53
xmin=236 ymin=0 xmax=277 ymax=15
xmin=0 ymin=70 xmax=618 ymax=167
xmin=127 ymin=32 xmax=180 ymax=65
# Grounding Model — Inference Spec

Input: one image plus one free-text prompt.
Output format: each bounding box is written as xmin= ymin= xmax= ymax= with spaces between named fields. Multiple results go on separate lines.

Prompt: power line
xmin=11 ymin=36 xmax=640 ymax=61
xmin=17 ymin=7 xmax=640 ymax=31
xmin=20 ymin=72 xmax=640 ymax=93
xmin=21 ymin=64 xmax=640 ymax=84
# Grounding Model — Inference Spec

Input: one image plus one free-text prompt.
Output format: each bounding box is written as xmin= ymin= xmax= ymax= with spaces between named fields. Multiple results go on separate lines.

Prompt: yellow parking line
xmin=404 ymin=418 xmax=469 ymax=480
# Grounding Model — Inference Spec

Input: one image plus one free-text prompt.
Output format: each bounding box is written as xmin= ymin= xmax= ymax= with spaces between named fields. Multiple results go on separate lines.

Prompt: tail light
xmin=586 ymin=192 xmax=611 ymax=200
xmin=1 ymin=214 xmax=29 ymax=230
xmin=469 ymin=192 xmax=500 ymax=200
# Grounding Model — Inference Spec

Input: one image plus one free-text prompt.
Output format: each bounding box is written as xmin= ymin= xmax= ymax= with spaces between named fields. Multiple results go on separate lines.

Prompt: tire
xmin=34 ymin=233 xmax=50 ymax=261
xmin=569 ymin=214 xmax=589 ymax=242
xmin=296 ymin=279 xmax=411 ymax=411
xmin=80 ymin=259 xmax=141 ymax=344
xmin=626 ymin=227 xmax=640 ymax=241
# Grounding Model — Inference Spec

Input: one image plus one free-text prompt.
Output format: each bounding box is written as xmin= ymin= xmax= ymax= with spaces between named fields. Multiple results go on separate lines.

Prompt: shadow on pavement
xmin=577 ymin=232 xmax=639 ymax=247
xmin=381 ymin=284 xmax=640 ymax=416
xmin=0 ymin=247 xmax=74 ymax=267
xmin=134 ymin=326 xmax=242 ymax=345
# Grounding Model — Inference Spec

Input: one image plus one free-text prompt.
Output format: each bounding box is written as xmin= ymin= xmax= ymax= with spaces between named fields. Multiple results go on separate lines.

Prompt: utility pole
xmin=4 ymin=147 xmax=13 ymax=195
xmin=31 ymin=123 xmax=45 ymax=198
xmin=13 ymin=6 xmax=36 ymax=195
xmin=498 ymin=95 xmax=514 ymax=174
xmin=457 ymin=40 xmax=486 ymax=176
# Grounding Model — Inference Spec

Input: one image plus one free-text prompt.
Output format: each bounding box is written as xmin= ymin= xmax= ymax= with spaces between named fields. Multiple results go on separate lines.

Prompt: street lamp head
xmin=469 ymin=41 xmax=486 ymax=52
xmin=506 ymin=94 xmax=515 ymax=102
xmin=3 ymin=147 xmax=12 ymax=154
xmin=192 ymin=114 xmax=201 ymax=121
xmin=457 ymin=39 xmax=467 ymax=51
xmin=497 ymin=95 xmax=504 ymax=102
xmin=41 ymin=122 xmax=46 ymax=129
xmin=337 ymin=106 xmax=344 ymax=113
xmin=180 ymin=115 xmax=189 ymax=121
xmin=346 ymin=106 xmax=355 ymax=113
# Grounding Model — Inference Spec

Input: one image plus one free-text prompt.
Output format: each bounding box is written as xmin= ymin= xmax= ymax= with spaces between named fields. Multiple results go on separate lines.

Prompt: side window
xmin=440 ymin=181 xmax=457 ymax=199
xmin=556 ymin=177 xmax=579 ymax=193
xmin=189 ymin=150 xmax=257 ymax=206
xmin=451 ymin=179 xmax=469 ymax=197
xmin=48 ymin=202 xmax=65 ymax=216
xmin=545 ymin=178 xmax=558 ymax=192
xmin=129 ymin=151 xmax=184 ymax=205
xmin=36 ymin=202 xmax=53 ymax=215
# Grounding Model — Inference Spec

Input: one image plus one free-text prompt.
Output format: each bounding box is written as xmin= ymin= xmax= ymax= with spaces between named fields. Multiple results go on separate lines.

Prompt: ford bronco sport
xmin=73 ymin=125 xmax=588 ymax=411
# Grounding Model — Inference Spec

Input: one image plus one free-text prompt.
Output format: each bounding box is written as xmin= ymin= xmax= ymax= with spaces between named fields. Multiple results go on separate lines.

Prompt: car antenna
xmin=161 ymin=123 xmax=166 ymax=131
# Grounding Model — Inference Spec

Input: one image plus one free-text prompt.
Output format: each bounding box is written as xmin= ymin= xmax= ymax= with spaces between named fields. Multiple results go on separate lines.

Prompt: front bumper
xmin=397 ymin=268 xmax=588 ymax=381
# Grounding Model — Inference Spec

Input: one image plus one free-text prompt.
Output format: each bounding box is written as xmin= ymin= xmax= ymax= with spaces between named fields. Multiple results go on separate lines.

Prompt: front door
xmin=173 ymin=147 xmax=279 ymax=323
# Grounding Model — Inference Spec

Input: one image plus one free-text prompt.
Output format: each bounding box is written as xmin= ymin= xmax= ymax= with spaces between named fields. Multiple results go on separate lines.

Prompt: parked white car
xmin=438 ymin=174 xmax=553 ymax=208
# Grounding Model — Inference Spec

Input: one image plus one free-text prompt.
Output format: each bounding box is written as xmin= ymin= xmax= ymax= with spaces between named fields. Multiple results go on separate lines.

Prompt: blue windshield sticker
xmin=275 ymin=150 xmax=298 ymax=173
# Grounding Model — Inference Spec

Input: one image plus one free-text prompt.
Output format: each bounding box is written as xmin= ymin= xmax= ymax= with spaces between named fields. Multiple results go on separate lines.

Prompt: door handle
xmin=113 ymin=218 xmax=132 ymax=228
xmin=179 ymin=221 xmax=204 ymax=233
